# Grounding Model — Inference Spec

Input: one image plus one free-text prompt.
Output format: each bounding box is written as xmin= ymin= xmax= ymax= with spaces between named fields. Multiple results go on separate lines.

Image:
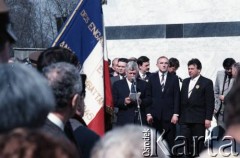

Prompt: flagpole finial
xmin=101 ymin=0 xmax=107 ymax=5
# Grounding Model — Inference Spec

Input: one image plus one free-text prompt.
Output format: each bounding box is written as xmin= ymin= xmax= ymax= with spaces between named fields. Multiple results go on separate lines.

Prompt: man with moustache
xmin=137 ymin=56 xmax=151 ymax=82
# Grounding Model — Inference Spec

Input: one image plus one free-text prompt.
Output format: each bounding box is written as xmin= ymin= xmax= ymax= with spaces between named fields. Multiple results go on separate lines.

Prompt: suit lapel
xmin=154 ymin=73 xmax=163 ymax=94
xmin=123 ymin=79 xmax=130 ymax=95
xmin=163 ymin=73 xmax=171 ymax=93
xmin=183 ymin=78 xmax=190 ymax=99
xmin=189 ymin=76 xmax=202 ymax=99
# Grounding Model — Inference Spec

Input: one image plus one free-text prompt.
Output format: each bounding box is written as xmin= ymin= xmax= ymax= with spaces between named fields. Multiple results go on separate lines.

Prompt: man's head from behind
xmin=91 ymin=125 xmax=168 ymax=158
xmin=43 ymin=62 xmax=83 ymax=118
xmin=37 ymin=46 xmax=80 ymax=72
xmin=0 ymin=63 xmax=55 ymax=133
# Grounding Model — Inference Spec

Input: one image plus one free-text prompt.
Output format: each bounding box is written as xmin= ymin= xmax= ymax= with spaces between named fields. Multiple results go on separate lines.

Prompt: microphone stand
xmin=133 ymin=79 xmax=143 ymax=126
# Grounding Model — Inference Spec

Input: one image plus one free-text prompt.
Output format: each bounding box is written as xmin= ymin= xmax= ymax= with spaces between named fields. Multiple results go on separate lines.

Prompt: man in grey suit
xmin=214 ymin=58 xmax=236 ymax=129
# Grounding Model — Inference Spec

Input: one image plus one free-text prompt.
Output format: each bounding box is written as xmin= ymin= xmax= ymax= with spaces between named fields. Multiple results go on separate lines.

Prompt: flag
xmin=52 ymin=0 xmax=112 ymax=136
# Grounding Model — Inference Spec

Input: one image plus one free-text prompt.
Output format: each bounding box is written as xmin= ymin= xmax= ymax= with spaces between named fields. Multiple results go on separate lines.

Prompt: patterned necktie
xmin=161 ymin=74 xmax=165 ymax=91
xmin=131 ymin=82 xmax=136 ymax=93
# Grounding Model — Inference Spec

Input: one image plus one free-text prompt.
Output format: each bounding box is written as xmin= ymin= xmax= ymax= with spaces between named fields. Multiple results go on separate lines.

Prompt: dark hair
xmin=169 ymin=58 xmax=180 ymax=69
xmin=187 ymin=58 xmax=202 ymax=70
xmin=118 ymin=58 xmax=128 ymax=64
xmin=223 ymin=58 xmax=236 ymax=69
xmin=0 ymin=12 xmax=10 ymax=51
xmin=0 ymin=128 xmax=78 ymax=158
xmin=108 ymin=58 xmax=111 ymax=66
xmin=80 ymin=74 xmax=87 ymax=97
xmin=137 ymin=56 xmax=149 ymax=66
xmin=37 ymin=46 xmax=80 ymax=72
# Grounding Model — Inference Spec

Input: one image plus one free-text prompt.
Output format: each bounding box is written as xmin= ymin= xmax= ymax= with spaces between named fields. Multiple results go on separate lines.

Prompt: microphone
xmin=131 ymin=77 xmax=136 ymax=84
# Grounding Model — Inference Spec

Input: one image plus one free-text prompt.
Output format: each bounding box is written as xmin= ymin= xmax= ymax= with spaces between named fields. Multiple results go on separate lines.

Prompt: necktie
xmin=131 ymin=82 xmax=136 ymax=93
xmin=142 ymin=74 xmax=146 ymax=80
xmin=161 ymin=74 xmax=165 ymax=91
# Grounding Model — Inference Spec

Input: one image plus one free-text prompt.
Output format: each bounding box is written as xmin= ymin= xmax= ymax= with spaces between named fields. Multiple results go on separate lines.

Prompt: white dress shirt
xmin=47 ymin=113 xmax=65 ymax=131
xmin=139 ymin=71 xmax=146 ymax=80
xmin=158 ymin=71 xmax=167 ymax=86
xmin=188 ymin=75 xmax=201 ymax=98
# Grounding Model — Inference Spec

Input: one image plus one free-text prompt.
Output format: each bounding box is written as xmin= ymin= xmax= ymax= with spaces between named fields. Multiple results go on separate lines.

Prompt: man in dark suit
xmin=137 ymin=56 xmax=151 ymax=82
xmin=113 ymin=61 xmax=151 ymax=126
xmin=179 ymin=58 xmax=214 ymax=157
xmin=42 ymin=62 xmax=83 ymax=142
xmin=146 ymin=56 xmax=180 ymax=150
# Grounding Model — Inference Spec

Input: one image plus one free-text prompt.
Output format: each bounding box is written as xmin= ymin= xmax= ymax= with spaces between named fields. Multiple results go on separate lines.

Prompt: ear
xmin=71 ymin=94 xmax=80 ymax=110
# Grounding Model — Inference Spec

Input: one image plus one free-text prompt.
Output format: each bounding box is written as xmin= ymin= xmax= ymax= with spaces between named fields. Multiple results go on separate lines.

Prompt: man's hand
xmin=147 ymin=114 xmax=153 ymax=125
xmin=205 ymin=119 xmax=211 ymax=128
xmin=219 ymin=95 xmax=224 ymax=102
xmin=124 ymin=97 xmax=131 ymax=105
xmin=171 ymin=115 xmax=178 ymax=124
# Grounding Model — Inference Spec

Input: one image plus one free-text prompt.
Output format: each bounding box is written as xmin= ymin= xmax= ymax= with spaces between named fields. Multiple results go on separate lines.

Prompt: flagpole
xmin=52 ymin=0 xmax=84 ymax=47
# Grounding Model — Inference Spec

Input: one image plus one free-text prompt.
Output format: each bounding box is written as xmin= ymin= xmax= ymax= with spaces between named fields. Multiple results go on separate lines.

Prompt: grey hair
xmin=91 ymin=125 xmax=168 ymax=158
xmin=125 ymin=61 xmax=139 ymax=72
xmin=0 ymin=63 xmax=55 ymax=133
xmin=43 ymin=62 xmax=82 ymax=109
xmin=232 ymin=62 xmax=240 ymax=69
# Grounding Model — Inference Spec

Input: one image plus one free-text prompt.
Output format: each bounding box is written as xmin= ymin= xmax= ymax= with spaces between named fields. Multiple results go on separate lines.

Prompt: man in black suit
xmin=179 ymin=58 xmax=214 ymax=157
xmin=146 ymin=56 xmax=180 ymax=150
xmin=112 ymin=61 xmax=151 ymax=126
xmin=42 ymin=62 xmax=83 ymax=142
xmin=137 ymin=56 xmax=151 ymax=82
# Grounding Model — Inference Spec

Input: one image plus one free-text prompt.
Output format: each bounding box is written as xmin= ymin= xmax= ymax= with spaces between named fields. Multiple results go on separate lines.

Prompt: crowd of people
xmin=2 ymin=1 xmax=240 ymax=158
